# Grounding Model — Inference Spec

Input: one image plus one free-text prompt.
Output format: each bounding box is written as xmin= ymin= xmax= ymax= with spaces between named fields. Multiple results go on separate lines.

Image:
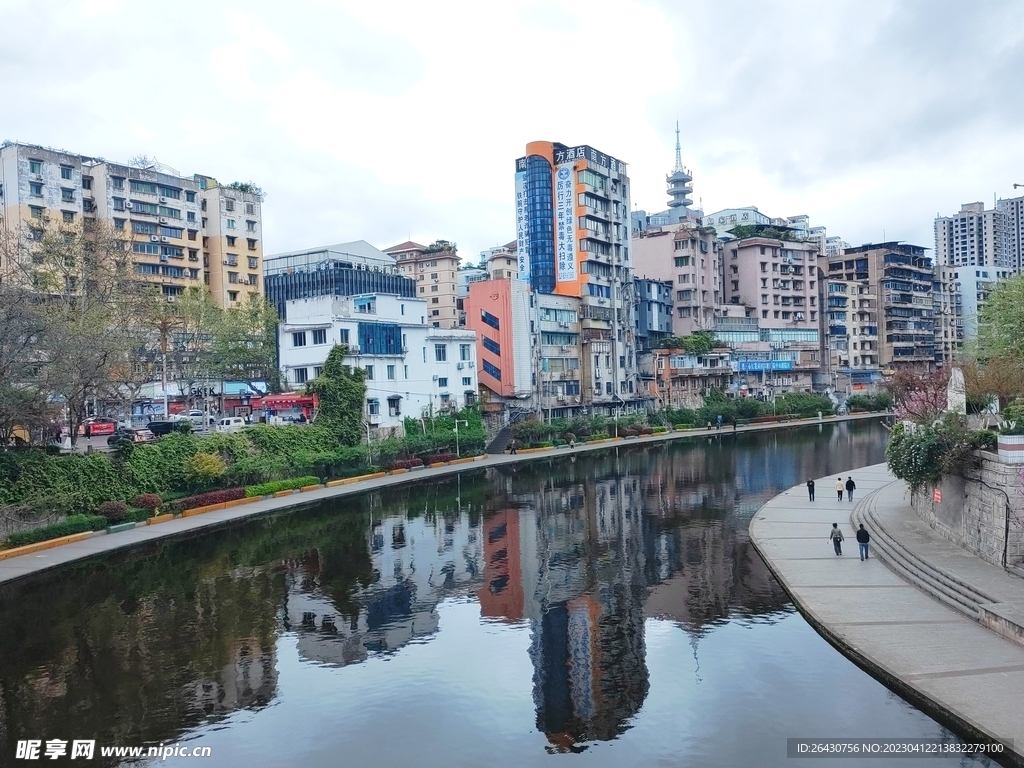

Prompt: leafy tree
xmin=655 ymin=331 xmax=718 ymax=354
xmin=305 ymin=345 xmax=367 ymax=446
xmin=728 ymin=224 xmax=797 ymax=241
xmin=977 ymin=272 xmax=1024 ymax=363
xmin=168 ymin=288 xmax=221 ymax=408
xmin=212 ymin=294 xmax=281 ymax=395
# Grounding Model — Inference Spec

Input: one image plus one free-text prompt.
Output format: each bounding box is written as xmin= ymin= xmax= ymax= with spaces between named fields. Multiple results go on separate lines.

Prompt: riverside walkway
xmin=751 ymin=463 xmax=1024 ymax=766
xmin=0 ymin=413 xmax=882 ymax=587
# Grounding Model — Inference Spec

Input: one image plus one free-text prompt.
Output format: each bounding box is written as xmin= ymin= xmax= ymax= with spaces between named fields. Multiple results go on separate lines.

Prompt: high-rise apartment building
xmin=933 ymin=265 xmax=962 ymax=368
xmin=385 ymin=240 xmax=461 ymax=328
xmin=996 ymin=194 xmax=1024 ymax=272
xmin=0 ymin=142 xmax=263 ymax=306
xmin=826 ymin=242 xmax=934 ymax=375
xmin=513 ymin=141 xmax=643 ymax=413
xmin=934 ymin=202 xmax=1013 ymax=270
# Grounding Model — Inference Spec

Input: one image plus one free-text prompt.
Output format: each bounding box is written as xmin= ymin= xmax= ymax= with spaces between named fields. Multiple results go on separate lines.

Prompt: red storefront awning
xmin=254 ymin=393 xmax=318 ymax=410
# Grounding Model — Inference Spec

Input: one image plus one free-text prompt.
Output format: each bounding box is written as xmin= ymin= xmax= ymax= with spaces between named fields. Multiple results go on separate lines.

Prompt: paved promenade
xmin=0 ymin=413 xmax=882 ymax=587
xmin=751 ymin=463 xmax=1024 ymax=766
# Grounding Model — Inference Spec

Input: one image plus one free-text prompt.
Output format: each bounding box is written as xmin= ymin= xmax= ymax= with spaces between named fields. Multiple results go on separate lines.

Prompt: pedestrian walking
xmin=707 ymin=421 xmax=712 ymax=430
xmin=845 ymin=477 xmax=856 ymax=502
xmin=806 ymin=478 xmax=815 ymax=501
xmin=716 ymin=414 xmax=723 ymax=430
xmin=509 ymin=439 xmax=518 ymax=455
xmin=569 ymin=435 xmax=576 ymax=449
xmin=856 ymin=524 xmax=870 ymax=560
xmin=835 ymin=477 xmax=844 ymax=501
xmin=829 ymin=523 xmax=844 ymax=555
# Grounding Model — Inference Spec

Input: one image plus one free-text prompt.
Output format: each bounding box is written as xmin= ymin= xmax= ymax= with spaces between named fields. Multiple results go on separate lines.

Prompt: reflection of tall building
xmin=287 ymin=514 xmax=485 ymax=667
xmin=478 ymin=509 xmax=525 ymax=621
xmin=498 ymin=473 xmax=649 ymax=751
xmin=183 ymin=636 xmax=278 ymax=717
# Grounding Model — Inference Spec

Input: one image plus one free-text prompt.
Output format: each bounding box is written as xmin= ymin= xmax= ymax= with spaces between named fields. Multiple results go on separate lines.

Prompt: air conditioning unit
xmin=160 ymin=236 xmax=169 ymax=243
xmin=349 ymin=345 xmax=360 ymax=354
xmin=159 ymin=197 xmax=167 ymax=203
xmin=124 ymin=202 xmax=133 ymax=209
xmin=456 ymin=362 xmax=464 ymax=370
xmin=159 ymin=217 xmax=168 ymax=224
xmin=166 ymin=296 xmax=176 ymax=303
xmin=558 ymin=322 xmax=569 ymax=328
xmin=367 ymin=415 xmax=380 ymax=425
xmin=150 ymin=235 xmax=159 ymax=242
xmin=432 ymin=375 xmax=439 ymax=381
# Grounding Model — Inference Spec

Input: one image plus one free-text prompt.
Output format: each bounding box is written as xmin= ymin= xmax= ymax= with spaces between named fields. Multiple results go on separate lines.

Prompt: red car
xmin=79 ymin=418 xmax=118 ymax=437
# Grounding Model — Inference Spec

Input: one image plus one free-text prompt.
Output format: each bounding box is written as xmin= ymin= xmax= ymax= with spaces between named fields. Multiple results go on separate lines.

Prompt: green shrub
xmin=4 ymin=514 xmax=107 ymax=549
xmin=123 ymin=507 xmax=151 ymax=523
xmin=189 ymin=452 xmax=227 ymax=485
xmin=245 ymin=476 xmax=321 ymax=497
xmin=653 ymin=426 xmax=668 ymax=433
xmin=133 ymin=493 xmax=162 ymax=510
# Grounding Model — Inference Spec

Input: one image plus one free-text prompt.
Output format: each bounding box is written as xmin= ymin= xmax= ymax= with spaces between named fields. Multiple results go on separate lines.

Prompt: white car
xmin=215 ymin=417 xmax=247 ymax=433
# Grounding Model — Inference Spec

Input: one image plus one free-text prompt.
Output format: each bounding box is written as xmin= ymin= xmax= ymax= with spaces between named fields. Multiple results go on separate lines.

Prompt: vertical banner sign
xmin=555 ymin=163 xmax=577 ymax=283
xmin=515 ymin=168 xmax=530 ymax=282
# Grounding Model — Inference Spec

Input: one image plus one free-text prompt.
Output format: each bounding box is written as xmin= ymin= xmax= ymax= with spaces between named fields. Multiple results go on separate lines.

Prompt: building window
xmin=227 ymin=235 xmax=236 ymax=246
xmin=227 ymin=272 xmax=239 ymax=284
xmin=248 ymin=256 xmax=258 ymax=269
xmin=312 ymin=329 xmax=327 ymax=345
xmin=367 ymin=399 xmax=379 ymax=416
xmin=481 ymin=310 xmax=500 ymax=330
xmin=247 ymin=238 xmax=257 ymax=250
xmin=431 ymin=297 xmax=439 ymax=304
xmin=365 ymin=365 xmax=374 ymax=380
xmin=186 ymin=191 xmax=196 ymax=203
xmin=313 ymin=366 xmax=323 ymax=378
xmin=81 ymin=176 xmax=92 ymax=190
xmin=462 ymin=377 xmax=472 ymax=386
xmin=388 ymin=396 xmax=401 ymax=416
xmin=387 ymin=364 xmax=396 ymax=380
xmin=438 ymin=377 xmax=448 ymax=388
xmin=29 ymin=206 xmax=44 ymax=220
xmin=61 ymin=188 xmax=74 ymax=202
xmin=29 ymin=182 xmax=42 ymax=196
xmin=294 ymin=367 xmax=308 ymax=384
xmin=29 ymin=160 xmax=43 ymax=174
xmin=292 ymin=332 xmax=306 ymax=347
xmin=482 ymin=337 xmax=500 ymax=355
xmin=113 ymin=218 xmax=125 ymax=230
xmin=434 ymin=344 xmax=447 ymax=361
xmin=482 ymin=360 xmax=501 ymax=380
xmin=62 ymin=211 xmax=74 ymax=223
xmin=460 ymin=344 xmax=471 ymax=361
xmin=246 ymin=220 xmax=257 ymax=232
xmin=227 ymin=219 xmax=236 ymax=229
xmin=225 ymin=199 xmax=235 ymax=212
xmin=340 ymin=328 xmax=350 ymax=344
xmin=246 ymin=202 xmax=255 ymax=215
xmin=431 ymin=285 xmax=438 ymax=292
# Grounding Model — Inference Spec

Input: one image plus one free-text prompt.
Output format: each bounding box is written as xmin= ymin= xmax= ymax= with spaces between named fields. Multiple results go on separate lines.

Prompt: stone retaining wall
xmin=913 ymin=452 xmax=1024 ymax=568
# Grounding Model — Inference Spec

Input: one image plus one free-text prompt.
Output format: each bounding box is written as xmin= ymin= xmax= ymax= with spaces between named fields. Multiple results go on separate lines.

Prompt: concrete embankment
xmin=750 ymin=463 xmax=1024 ymax=767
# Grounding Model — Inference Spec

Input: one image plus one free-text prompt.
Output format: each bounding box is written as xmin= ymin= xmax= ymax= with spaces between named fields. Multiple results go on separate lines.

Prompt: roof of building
xmin=383 ymin=241 xmax=428 ymax=253
xmin=266 ymin=239 xmax=394 ymax=263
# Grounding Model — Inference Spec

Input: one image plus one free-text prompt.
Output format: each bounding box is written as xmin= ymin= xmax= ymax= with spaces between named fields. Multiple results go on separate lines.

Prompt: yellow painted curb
xmin=448 ymin=457 xmax=475 ymax=465
xmin=273 ymin=489 xmax=297 ymax=498
xmin=0 ymin=531 xmax=95 ymax=561
xmin=474 ymin=455 xmax=488 ymax=461
xmin=326 ymin=471 xmax=387 ymax=487
xmin=300 ymin=484 xmax=322 ymax=492
xmin=388 ymin=468 xmax=409 ymax=475
xmin=429 ymin=461 xmax=446 ymax=468
xmin=182 ymin=502 xmax=227 ymax=518
xmin=148 ymin=513 xmax=174 ymax=525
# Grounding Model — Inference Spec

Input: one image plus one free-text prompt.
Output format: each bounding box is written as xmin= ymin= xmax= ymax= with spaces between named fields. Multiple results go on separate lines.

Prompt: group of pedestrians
xmin=805 ymin=474 xmax=870 ymax=560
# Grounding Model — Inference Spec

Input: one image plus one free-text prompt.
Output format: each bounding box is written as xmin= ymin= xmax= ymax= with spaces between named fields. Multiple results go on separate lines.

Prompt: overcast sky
xmin=5 ymin=0 xmax=1024 ymax=261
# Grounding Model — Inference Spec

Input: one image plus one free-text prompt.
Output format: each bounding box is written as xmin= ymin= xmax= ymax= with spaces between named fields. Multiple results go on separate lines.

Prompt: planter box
xmin=106 ymin=522 xmax=136 ymax=534
xmin=997 ymin=434 xmax=1024 ymax=464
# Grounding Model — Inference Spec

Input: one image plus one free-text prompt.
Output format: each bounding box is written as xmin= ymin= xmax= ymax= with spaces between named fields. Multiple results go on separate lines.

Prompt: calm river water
xmin=0 ymin=420 xmax=1001 ymax=767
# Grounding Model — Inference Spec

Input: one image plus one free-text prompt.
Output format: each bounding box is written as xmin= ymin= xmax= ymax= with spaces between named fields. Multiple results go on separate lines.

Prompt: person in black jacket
xmin=856 ymin=524 xmax=871 ymax=560
xmin=845 ymin=477 xmax=856 ymax=502
xmin=806 ymin=478 xmax=815 ymax=501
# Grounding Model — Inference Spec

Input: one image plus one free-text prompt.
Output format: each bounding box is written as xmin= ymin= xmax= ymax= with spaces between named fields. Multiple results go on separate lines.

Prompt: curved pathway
xmin=0 ymin=413 xmax=881 ymax=588
xmin=751 ymin=463 xmax=1024 ymax=767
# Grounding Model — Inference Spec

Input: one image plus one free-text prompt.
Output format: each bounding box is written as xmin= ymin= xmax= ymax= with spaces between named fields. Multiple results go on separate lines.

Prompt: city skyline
xmin=3 ymin=0 xmax=1023 ymax=261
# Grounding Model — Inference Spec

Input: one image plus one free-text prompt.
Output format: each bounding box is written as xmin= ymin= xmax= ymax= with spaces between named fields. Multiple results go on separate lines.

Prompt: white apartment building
xmin=0 ymin=141 xmax=263 ymax=306
xmin=934 ymin=202 xmax=1014 ymax=269
xmin=702 ymin=207 xmax=770 ymax=235
xmin=996 ymin=194 xmax=1024 ymax=272
xmin=954 ymin=266 xmax=1013 ymax=341
xmin=278 ymin=294 xmax=477 ymax=437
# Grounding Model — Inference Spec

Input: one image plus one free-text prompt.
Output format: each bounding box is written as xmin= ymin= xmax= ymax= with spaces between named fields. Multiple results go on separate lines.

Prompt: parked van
xmin=215 ymin=417 xmax=247 ymax=433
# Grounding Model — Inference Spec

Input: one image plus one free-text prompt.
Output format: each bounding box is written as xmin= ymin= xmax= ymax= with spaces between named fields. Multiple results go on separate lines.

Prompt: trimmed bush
xmin=387 ymin=458 xmax=425 ymax=471
xmin=4 ymin=514 xmax=107 ymax=549
xmin=96 ymin=500 xmax=128 ymax=523
xmin=133 ymin=493 xmax=162 ymax=511
xmin=245 ymin=476 xmax=321 ymax=497
xmin=123 ymin=507 xmax=151 ymax=523
xmin=653 ymin=426 xmax=668 ymax=433
xmin=167 ymin=487 xmax=246 ymax=513
xmin=674 ymin=424 xmax=693 ymax=430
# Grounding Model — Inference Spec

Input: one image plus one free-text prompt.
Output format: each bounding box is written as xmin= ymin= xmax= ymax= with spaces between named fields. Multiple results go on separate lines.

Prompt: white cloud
xmin=3 ymin=0 xmax=1023 ymax=258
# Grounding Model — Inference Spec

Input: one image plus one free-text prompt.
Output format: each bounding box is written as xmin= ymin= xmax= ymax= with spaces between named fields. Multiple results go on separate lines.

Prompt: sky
xmin=4 ymin=0 xmax=1024 ymax=262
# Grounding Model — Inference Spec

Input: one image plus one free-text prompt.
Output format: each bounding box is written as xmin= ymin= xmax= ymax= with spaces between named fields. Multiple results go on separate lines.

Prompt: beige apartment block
xmin=632 ymin=222 xmax=722 ymax=335
xmin=385 ymin=240 xmax=460 ymax=328
xmin=0 ymin=142 xmax=262 ymax=307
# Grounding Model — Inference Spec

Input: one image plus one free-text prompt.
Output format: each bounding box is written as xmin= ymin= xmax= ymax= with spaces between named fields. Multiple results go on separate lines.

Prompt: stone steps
xmin=852 ymin=493 xmax=997 ymax=620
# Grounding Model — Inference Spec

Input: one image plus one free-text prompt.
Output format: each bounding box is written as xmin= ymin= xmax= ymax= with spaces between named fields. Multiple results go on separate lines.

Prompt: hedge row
xmin=423 ymin=453 xmax=456 ymax=464
xmin=5 ymin=515 xmax=107 ymax=549
xmin=245 ymin=476 xmax=321 ymax=497
xmin=166 ymin=488 xmax=247 ymax=513
xmin=387 ymin=458 xmax=424 ymax=471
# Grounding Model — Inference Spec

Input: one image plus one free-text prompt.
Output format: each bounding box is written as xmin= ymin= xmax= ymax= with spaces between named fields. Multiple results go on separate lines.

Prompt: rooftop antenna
xmin=673 ymin=119 xmax=683 ymax=174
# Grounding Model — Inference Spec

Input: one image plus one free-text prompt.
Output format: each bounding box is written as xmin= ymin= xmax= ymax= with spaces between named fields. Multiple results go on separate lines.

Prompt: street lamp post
xmin=454 ymin=419 xmax=468 ymax=457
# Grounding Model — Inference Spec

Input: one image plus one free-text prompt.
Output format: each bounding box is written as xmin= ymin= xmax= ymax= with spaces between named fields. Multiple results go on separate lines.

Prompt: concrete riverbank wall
xmin=913 ymin=452 xmax=1024 ymax=569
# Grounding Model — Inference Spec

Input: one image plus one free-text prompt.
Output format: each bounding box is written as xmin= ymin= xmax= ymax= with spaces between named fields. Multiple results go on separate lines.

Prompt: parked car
xmin=215 ymin=417 xmax=247 ymax=433
xmin=146 ymin=420 xmax=184 ymax=437
xmin=107 ymin=427 xmax=156 ymax=446
xmin=79 ymin=418 xmax=118 ymax=437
